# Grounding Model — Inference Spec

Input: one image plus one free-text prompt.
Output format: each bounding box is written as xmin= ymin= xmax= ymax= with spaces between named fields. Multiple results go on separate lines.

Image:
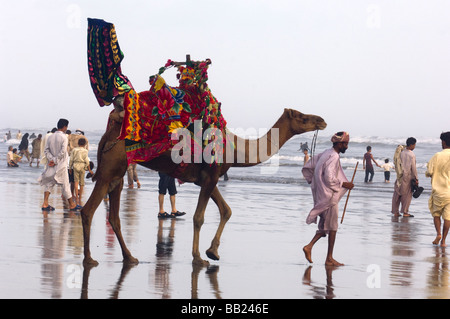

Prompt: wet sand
xmin=0 ymin=164 xmax=448 ymax=299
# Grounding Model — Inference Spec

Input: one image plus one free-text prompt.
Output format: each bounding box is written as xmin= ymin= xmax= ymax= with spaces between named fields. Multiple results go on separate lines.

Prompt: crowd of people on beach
xmin=5 ymin=124 xmax=94 ymax=212
xmin=5 ymin=131 xmax=43 ymax=167
xmin=5 ymin=123 xmax=186 ymax=220
xmin=300 ymin=131 xmax=450 ymax=266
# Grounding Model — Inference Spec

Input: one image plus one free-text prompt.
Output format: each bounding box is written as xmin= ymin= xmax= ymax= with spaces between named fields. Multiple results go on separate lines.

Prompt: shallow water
xmin=0 ymin=132 xmax=448 ymax=299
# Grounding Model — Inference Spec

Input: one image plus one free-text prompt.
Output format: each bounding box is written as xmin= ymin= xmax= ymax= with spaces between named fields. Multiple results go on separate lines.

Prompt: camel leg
xmin=206 ymin=186 xmax=232 ymax=261
xmin=192 ymin=175 xmax=218 ymax=267
xmin=107 ymin=178 xmax=138 ymax=265
xmin=81 ymin=181 xmax=110 ymax=267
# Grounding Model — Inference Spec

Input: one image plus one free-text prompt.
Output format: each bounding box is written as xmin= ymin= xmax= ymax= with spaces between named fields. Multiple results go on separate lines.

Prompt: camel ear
xmin=285 ymin=108 xmax=301 ymax=119
xmin=284 ymin=108 xmax=294 ymax=118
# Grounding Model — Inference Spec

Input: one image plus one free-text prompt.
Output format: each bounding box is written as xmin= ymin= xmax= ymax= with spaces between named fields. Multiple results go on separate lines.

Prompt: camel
xmin=81 ymin=106 xmax=326 ymax=267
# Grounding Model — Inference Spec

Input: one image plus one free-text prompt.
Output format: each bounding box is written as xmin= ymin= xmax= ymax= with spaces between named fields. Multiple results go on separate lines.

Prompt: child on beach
xmin=69 ymin=138 xmax=94 ymax=207
xmin=380 ymin=159 xmax=394 ymax=183
xmin=6 ymin=146 xmax=18 ymax=167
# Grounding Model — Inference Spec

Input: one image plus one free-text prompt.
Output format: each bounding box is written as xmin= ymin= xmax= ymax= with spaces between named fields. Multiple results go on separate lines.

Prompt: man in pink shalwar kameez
xmin=392 ymin=137 xmax=418 ymax=217
xmin=302 ymin=132 xmax=354 ymax=266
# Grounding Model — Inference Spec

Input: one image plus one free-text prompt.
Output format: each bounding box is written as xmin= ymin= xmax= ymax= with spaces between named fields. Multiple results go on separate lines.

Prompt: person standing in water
xmin=363 ymin=146 xmax=380 ymax=183
xmin=391 ymin=137 xmax=418 ymax=218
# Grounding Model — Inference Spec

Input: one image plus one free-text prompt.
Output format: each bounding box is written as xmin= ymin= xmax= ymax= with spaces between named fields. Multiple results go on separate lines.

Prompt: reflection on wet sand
xmin=79 ymin=217 xmax=222 ymax=299
xmin=154 ymin=218 xmax=222 ymax=299
xmin=390 ymin=217 xmax=416 ymax=288
xmin=302 ymin=265 xmax=337 ymax=299
xmin=426 ymin=246 xmax=450 ymax=298
xmin=154 ymin=218 xmax=176 ymax=298
xmin=40 ymin=211 xmax=82 ymax=298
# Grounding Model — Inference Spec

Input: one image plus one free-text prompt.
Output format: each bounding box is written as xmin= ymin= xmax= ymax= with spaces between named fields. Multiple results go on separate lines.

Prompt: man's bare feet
xmin=325 ymin=258 xmax=344 ymax=267
xmin=303 ymin=246 xmax=313 ymax=263
xmin=433 ymin=234 xmax=442 ymax=245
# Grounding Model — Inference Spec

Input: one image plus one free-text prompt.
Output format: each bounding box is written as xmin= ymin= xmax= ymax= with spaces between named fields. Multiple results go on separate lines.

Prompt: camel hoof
xmin=192 ymin=257 xmax=210 ymax=267
xmin=83 ymin=257 xmax=99 ymax=268
xmin=123 ymin=256 xmax=139 ymax=265
xmin=206 ymin=249 xmax=220 ymax=261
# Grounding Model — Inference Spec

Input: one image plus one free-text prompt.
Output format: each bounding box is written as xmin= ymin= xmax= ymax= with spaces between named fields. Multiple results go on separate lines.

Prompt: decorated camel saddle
xmin=87 ymin=18 xmax=227 ymax=165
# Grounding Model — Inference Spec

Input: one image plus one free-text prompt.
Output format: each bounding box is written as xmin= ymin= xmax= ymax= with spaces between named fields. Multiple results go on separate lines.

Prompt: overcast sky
xmin=1 ymin=0 xmax=449 ymax=138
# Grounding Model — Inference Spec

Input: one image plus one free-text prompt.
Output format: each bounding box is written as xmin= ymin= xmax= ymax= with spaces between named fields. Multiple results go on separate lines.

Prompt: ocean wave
xmin=292 ymin=134 xmax=442 ymax=146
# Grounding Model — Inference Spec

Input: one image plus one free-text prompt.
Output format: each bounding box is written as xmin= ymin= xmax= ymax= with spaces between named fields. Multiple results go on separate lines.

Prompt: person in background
xmin=127 ymin=163 xmax=141 ymax=188
xmin=426 ymin=131 xmax=450 ymax=247
xmin=363 ymin=146 xmax=380 ymax=183
xmin=18 ymin=133 xmax=30 ymax=162
xmin=380 ymin=158 xmax=394 ymax=183
xmin=30 ymin=134 xmax=42 ymax=167
xmin=157 ymin=172 xmax=185 ymax=219
xmin=38 ymin=119 xmax=78 ymax=212
xmin=7 ymin=146 xmax=18 ymax=167
xmin=391 ymin=137 xmax=418 ymax=218
xmin=69 ymin=137 xmax=93 ymax=208
xmin=303 ymin=148 xmax=310 ymax=165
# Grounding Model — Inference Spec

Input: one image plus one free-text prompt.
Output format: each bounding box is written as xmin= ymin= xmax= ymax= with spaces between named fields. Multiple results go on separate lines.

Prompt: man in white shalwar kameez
xmin=391 ymin=137 xmax=418 ymax=217
xmin=426 ymin=132 xmax=450 ymax=247
xmin=38 ymin=119 xmax=77 ymax=211
xmin=302 ymin=132 xmax=354 ymax=266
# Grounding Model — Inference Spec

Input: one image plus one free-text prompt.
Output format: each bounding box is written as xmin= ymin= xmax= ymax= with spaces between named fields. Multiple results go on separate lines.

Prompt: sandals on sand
xmin=171 ymin=211 xmax=186 ymax=217
xmin=41 ymin=205 xmax=55 ymax=211
xmin=158 ymin=212 xmax=171 ymax=219
xmin=158 ymin=211 xmax=186 ymax=219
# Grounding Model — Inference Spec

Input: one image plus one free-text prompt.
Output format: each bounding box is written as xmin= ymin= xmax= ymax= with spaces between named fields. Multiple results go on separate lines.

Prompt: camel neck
xmin=229 ymin=113 xmax=293 ymax=167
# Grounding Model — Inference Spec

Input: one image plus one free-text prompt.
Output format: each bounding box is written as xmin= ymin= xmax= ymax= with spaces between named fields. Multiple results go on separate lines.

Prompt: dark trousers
xmin=365 ymin=167 xmax=374 ymax=182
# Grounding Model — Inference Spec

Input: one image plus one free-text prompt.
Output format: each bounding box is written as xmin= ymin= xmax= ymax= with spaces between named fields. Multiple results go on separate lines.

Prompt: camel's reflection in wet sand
xmin=80 ymin=218 xmax=222 ymax=299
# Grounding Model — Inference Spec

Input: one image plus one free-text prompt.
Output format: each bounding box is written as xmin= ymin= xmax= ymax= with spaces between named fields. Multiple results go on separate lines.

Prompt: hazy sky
xmin=1 ymin=0 xmax=449 ymax=138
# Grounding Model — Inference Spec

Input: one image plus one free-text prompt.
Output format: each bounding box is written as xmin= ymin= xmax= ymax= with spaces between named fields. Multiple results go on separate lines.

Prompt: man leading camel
xmin=302 ymin=132 xmax=354 ymax=266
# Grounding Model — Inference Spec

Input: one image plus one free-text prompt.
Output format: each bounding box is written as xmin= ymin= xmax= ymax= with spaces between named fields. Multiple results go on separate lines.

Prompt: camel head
xmin=283 ymin=108 xmax=327 ymax=135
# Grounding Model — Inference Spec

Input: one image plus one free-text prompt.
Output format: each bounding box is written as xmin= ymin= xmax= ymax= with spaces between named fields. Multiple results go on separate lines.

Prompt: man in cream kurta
xmin=302 ymin=132 xmax=354 ymax=266
xmin=38 ymin=119 xmax=77 ymax=211
xmin=426 ymin=131 xmax=450 ymax=247
xmin=392 ymin=137 xmax=418 ymax=217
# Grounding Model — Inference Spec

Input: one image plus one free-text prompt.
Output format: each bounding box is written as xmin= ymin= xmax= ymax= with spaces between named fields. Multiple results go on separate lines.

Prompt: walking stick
xmin=340 ymin=161 xmax=359 ymax=224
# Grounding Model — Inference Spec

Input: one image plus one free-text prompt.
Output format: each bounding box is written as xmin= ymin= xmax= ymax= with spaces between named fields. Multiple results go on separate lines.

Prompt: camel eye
xmin=302 ymin=118 xmax=309 ymax=124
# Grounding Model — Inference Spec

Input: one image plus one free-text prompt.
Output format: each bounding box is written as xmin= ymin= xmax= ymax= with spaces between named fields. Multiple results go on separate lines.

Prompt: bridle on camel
xmin=310 ymin=129 xmax=319 ymax=165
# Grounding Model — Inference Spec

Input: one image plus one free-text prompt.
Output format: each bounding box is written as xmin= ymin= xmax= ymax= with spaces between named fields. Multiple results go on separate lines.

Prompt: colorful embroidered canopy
xmin=87 ymin=18 xmax=133 ymax=106
xmin=118 ymin=59 xmax=227 ymax=164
